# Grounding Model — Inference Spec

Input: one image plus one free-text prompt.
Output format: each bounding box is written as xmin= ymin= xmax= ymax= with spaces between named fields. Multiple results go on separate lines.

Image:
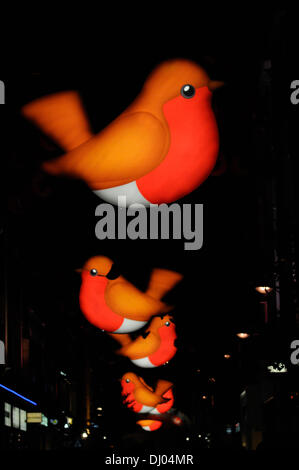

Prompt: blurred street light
xmin=255 ymin=286 xmax=273 ymax=295
xmin=236 ymin=332 xmax=250 ymax=339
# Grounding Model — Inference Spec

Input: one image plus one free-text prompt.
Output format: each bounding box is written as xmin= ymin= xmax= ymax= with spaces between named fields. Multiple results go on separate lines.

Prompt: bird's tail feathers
xmin=155 ymin=380 xmax=173 ymax=398
xmin=146 ymin=269 xmax=183 ymax=300
xmin=108 ymin=332 xmax=132 ymax=348
xmin=22 ymin=91 xmax=93 ymax=153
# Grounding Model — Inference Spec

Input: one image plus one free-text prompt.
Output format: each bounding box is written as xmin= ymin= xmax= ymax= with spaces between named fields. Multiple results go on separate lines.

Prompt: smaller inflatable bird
xmin=79 ymin=256 xmax=182 ymax=333
xmin=136 ymin=419 xmax=163 ymax=432
xmin=111 ymin=314 xmax=177 ymax=367
xmin=120 ymin=372 xmax=174 ymax=414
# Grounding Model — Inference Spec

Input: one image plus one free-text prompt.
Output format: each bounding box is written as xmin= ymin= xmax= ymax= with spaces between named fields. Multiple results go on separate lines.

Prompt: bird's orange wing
xmin=134 ymin=387 xmax=164 ymax=408
xmin=108 ymin=333 xmax=132 ymax=347
xmin=119 ymin=331 xmax=160 ymax=359
xmin=42 ymin=111 xmax=168 ymax=189
xmin=154 ymin=380 xmax=173 ymax=397
xmin=105 ymin=281 xmax=171 ymax=321
xmin=22 ymin=91 xmax=93 ymax=151
xmin=146 ymin=269 xmax=183 ymax=300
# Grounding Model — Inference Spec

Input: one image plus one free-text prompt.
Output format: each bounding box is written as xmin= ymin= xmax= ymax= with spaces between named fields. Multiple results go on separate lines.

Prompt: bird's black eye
xmin=106 ymin=263 xmax=121 ymax=280
xmin=180 ymin=84 xmax=195 ymax=99
xmin=165 ymin=321 xmax=170 ymax=326
xmin=90 ymin=268 xmax=98 ymax=276
xmin=125 ymin=379 xmax=130 ymax=383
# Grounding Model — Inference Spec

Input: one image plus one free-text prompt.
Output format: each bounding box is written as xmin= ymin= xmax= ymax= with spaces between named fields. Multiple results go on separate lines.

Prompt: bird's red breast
xmin=148 ymin=320 xmax=177 ymax=366
xmin=155 ymin=388 xmax=174 ymax=414
xmin=120 ymin=378 xmax=142 ymax=412
xmin=79 ymin=270 xmax=123 ymax=332
xmin=137 ymin=86 xmax=219 ymax=204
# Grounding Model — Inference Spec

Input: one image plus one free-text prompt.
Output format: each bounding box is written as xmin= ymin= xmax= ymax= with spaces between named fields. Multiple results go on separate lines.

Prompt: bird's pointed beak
xmin=208 ymin=80 xmax=225 ymax=91
xmin=75 ymin=268 xmax=82 ymax=273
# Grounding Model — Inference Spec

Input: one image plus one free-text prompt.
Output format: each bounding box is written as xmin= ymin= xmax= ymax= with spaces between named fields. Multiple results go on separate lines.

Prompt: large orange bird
xmin=22 ymin=59 xmax=222 ymax=206
xmin=110 ymin=314 xmax=177 ymax=367
xmin=79 ymin=256 xmax=182 ymax=333
xmin=120 ymin=372 xmax=174 ymax=414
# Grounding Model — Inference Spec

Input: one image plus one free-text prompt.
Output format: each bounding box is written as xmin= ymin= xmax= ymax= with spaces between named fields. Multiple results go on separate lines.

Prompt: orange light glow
xmin=173 ymin=416 xmax=182 ymax=425
xmin=236 ymin=333 xmax=250 ymax=339
xmin=255 ymin=286 xmax=273 ymax=295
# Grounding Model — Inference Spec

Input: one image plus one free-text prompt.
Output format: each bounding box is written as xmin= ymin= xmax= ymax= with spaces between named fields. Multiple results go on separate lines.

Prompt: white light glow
xmin=236 ymin=333 xmax=250 ymax=339
xmin=255 ymin=286 xmax=273 ymax=295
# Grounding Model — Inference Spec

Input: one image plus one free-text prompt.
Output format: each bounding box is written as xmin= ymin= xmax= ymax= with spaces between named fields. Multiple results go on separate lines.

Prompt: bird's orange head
xmin=120 ymin=372 xmax=139 ymax=395
xmin=81 ymin=256 xmax=120 ymax=280
xmin=136 ymin=58 xmax=223 ymax=112
xmin=147 ymin=314 xmax=175 ymax=333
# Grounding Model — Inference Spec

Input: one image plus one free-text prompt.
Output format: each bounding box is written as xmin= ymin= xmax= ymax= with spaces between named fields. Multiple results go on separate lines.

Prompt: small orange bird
xmin=110 ymin=314 xmax=177 ymax=367
xmin=120 ymin=372 xmax=174 ymax=414
xmin=136 ymin=420 xmax=163 ymax=432
xmin=21 ymin=59 xmax=223 ymax=206
xmin=79 ymin=256 xmax=182 ymax=333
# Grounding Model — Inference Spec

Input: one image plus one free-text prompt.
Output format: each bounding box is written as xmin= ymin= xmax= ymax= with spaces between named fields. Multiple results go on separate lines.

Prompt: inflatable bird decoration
xmin=78 ymin=256 xmax=182 ymax=333
xmin=136 ymin=419 xmax=163 ymax=432
xmin=22 ymin=59 xmax=222 ymax=206
xmin=120 ymin=372 xmax=174 ymax=414
xmin=110 ymin=314 xmax=177 ymax=367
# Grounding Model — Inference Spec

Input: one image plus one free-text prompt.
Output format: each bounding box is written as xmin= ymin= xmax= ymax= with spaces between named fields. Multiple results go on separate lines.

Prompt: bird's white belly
xmin=138 ymin=405 xmax=155 ymax=414
xmin=94 ymin=181 xmax=151 ymax=207
xmin=113 ymin=317 xmax=147 ymax=334
xmin=140 ymin=425 xmax=152 ymax=431
xmin=131 ymin=356 xmax=156 ymax=368
xmin=149 ymin=408 xmax=161 ymax=415
xmin=150 ymin=407 xmax=172 ymax=415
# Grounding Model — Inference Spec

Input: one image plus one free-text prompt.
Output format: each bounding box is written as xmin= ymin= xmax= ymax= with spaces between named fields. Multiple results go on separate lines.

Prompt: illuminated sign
xmin=12 ymin=406 xmax=20 ymax=429
xmin=41 ymin=414 xmax=48 ymax=427
xmin=20 ymin=409 xmax=27 ymax=431
xmin=0 ymin=340 xmax=5 ymax=364
xmin=27 ymin=413 xmax=48 ymax=426
xmin=27 ymin=412 xmax=42 ymax=423
xmin=267 ymin=362 xmax=288 ymax=374
xmin=4 ymin=402 xmax=11 ymax=427
xmin=0 ymin=384 xmax=37 ymax=406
